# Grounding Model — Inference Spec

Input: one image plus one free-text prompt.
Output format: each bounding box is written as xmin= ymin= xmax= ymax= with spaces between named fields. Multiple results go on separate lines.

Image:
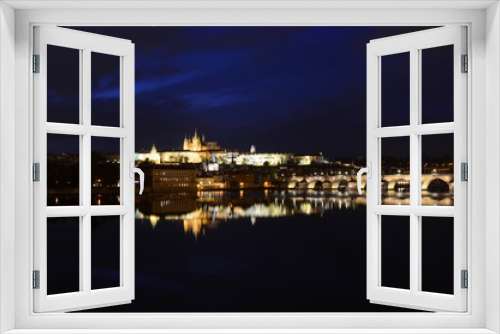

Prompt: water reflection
xmin=49 ymin=190 xmax=453 ymax=238
xmin=135 ymin=190 xmax=361 ymax=236
xmin=381 ymin=190 xmax=453 ymax=206
xmin=134 ymin=189 xmax=451 ymax=237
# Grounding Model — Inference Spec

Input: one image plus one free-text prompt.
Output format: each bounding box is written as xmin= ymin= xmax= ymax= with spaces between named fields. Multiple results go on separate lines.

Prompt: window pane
xmin=91 ymin=216 xmax=121 ymax=289
xmin=381 ymin=215 xmax=410 ymax=290
xmin=91 ymin=137 xmax=121 ymax=205
xmin=421 ymin=216 xmax=454 ymax=294
xmin=47 ymin=134 xmax=80 ymax=206
xmin=47 ymin=45 xmax=80 ymax=124
xmin=381 ymin=52 xmax=410 ymax=127
xmin=421 ymin=45 xmax=454 ymax=124
xmin=421 ymin=134 xmax=454 ymax=206
xmin=47 ymin=217 xmax=80 ymax=295
xmin=381 ymin=136 xmax=410 ymax=205
xmin=91 ymin=52 xmax=120 ymax=127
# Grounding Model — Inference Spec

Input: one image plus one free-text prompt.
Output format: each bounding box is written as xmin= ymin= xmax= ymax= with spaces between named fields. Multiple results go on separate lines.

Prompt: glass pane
xmin=381 ymin=136 xmax=410 ymax=205
xmin=91 ymin=52 xmax=120 ymax=127
xmin=47 ymin=134 xmax=80 ymax=206
xmin=381 ymin=215 xmax=410 ymax=290
xmin=91 ymin=216 xmax=121 ymax=289
xmin=47 ymin=217 xmax=80 ymax=295
xmin=91 ymin=137 xmax=121 ymax=205
xmin=421 ymin=134 xmax=454 ymax=206
xmin=381 ymin=52 xmax=410 ymax=127
xmin=421 ymin=45 xmax=454 ymax=124
xmin=47 ymin=45 xmax=80 ymax=124
xmin=421 ymin=216 xmax=454 ymax=294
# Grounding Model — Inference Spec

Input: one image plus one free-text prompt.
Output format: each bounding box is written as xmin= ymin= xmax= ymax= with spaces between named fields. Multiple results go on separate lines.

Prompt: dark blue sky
xmin=48 ymin=26 xmax=453 ymax=159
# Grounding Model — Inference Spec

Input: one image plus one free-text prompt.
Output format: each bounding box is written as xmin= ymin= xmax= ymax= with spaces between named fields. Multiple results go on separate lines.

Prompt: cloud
xmin=56 ymin=26 xmax=439 ymax=158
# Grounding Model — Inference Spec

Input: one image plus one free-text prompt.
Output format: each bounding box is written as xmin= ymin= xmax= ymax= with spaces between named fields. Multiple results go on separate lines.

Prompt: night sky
xmin=48 ymin=26 xmax=454 ymax=160
xmin=47 ymin=26 xmax=457 ymax=312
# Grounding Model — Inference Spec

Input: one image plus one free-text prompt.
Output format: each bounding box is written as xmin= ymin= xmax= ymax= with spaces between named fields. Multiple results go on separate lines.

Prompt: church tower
xmin=191 ymin=129 xmax=202 ymax=151
xmin=183 ymin=135 xmax=190 ymax=151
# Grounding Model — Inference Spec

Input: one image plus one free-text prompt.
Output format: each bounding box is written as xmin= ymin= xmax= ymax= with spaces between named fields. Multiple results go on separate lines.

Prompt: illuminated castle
xmin=183 ymin=129 xmax=220 ymax=152
xmin=135 ymin=130 xmax=326 ymax=166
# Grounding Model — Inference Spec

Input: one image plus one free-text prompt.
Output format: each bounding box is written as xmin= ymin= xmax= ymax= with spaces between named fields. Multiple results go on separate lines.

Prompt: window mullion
xmin=82 ymin=48 xmax=91 ymax=208
xmin=81 ymin=48 xmax=92 ymax=294
xmin=409 ymin=48 xmax=420 ymax=294
xmin=81 ymin=214 xmax=91 ymax=293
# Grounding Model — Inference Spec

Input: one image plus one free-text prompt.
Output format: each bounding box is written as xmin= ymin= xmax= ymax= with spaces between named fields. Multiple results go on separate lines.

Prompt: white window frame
xmin=0 ymin=1 xmax=498 ymax=333
xmin=366 ymin=26 xmax=468 ymax=312
xmin=33 ymin=25 xmax=136 ymax=313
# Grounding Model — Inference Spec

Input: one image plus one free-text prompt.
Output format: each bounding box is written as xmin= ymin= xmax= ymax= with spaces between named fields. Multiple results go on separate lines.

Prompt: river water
xmin=46 ymin=188 xmax=454 ymax=312
xmin=80 ymin=189 xmax=431 ymax=312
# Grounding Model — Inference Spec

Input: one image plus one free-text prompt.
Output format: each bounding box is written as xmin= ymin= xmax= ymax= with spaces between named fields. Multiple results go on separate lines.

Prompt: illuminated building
xmin=183 ymin=129 xmax=220 ymax=152
xmin=235 ymin=149 xmax=292 ymax=166
xmin=196 ymin=175 xmax=225 ymax=189
xmin=294 ymin=153 xmax=327 ymax=165
xmin=146 ymin=167 xmax=197 ymax=192
xmin=135 ymin=130 xmax=327 ymax=166
xmin=135 ymin=143 xmax=161 ymax=164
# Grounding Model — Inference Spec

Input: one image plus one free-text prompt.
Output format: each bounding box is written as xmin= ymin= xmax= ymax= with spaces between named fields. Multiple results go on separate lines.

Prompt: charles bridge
xmin=286 ymin=173 xmax=453 ymax=192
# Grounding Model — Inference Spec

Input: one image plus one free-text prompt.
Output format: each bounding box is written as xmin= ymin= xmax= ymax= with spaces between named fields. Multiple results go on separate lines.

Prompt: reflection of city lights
xmin=300 ymin=202 xmax=312 ymax=215
xmin=133 ymin=185 xmax=453 ymax=238
xmin=149 ymin=215 xmax=160 ymax=228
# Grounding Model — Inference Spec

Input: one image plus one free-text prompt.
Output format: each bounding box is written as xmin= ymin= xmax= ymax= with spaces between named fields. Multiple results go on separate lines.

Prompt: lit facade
xmin=183 ymin=129 xmax=220 ymax=152
xmin=146 ymin=168 xmax=198 ymax=192
xmin=234 ymin=152 xmax=292 ymax=166
xmin=135 ymin=130 xmax=326 ymax=166
xmin=135 ymin=144 xmax=161 ymax=164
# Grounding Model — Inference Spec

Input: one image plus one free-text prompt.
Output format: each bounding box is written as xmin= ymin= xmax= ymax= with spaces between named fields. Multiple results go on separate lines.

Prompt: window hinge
xmin=461 ymin=270 xmax=468 ymax=289
xmin=33 ymin=270 xmax=40 ymax=289
xmin=33 ymin=54 xmax=40 ymax=73
xmin=461 ymin=54 xmax=468 ymax=73
xmin=33 ymin=163 xmax=40 ymax=182
xmin=461 ymin=162 xmax=468 ymax=181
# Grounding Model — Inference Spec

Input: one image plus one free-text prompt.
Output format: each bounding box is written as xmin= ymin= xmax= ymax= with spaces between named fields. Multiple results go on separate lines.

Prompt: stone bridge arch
xmin=332 ymin=179 xmax=348 ymax=190
xmin=422 ymin=177 xmax=451 ymax=192
xmin=296 ymin=180 xmax=308 ymax=189
xmin=386 ymin=179 xmax=410 ymax=191
xmin=308 ymin=181 xmax=324 ymax=189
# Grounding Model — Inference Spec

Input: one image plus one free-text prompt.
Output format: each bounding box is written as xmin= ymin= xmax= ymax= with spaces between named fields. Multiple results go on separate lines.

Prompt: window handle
xmin=130 ymin=162 xmax=144 ymax=195
xmin=357 ymin=162 xmax=371 ymax=195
